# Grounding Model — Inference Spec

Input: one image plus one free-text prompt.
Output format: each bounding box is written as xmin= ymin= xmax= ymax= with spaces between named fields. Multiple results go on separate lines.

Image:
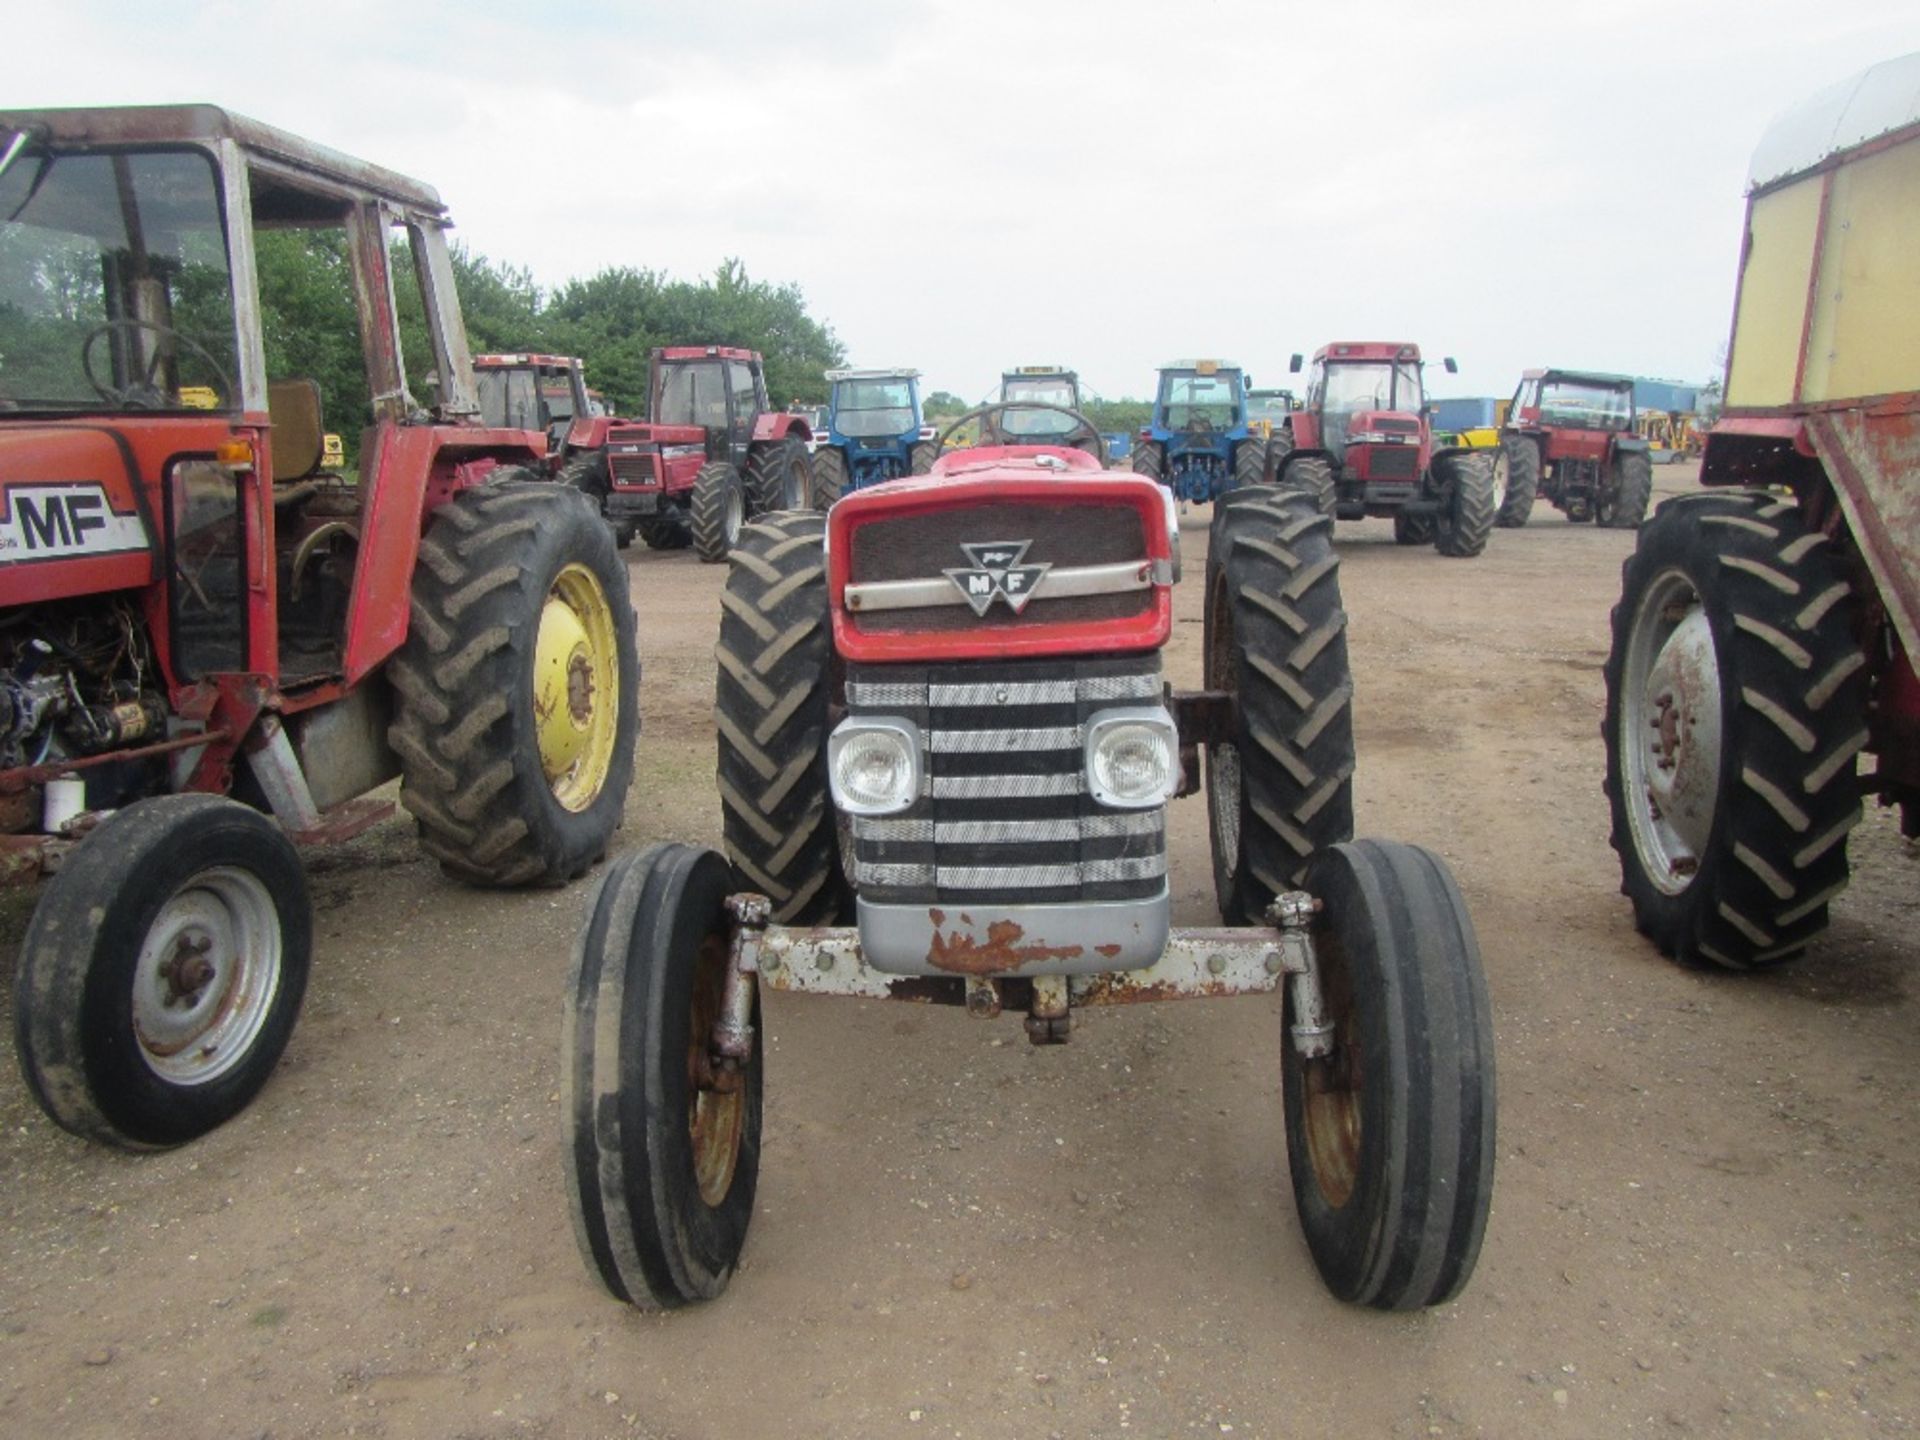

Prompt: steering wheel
xmin=934 ymin=401 xmax=1105 ymax=459
xmin=81 ymin=318 xmax=235 ymax=409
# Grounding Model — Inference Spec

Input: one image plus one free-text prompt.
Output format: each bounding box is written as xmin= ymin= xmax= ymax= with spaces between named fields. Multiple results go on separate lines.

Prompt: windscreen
xmin=1157 ymin=371 xmax=1240 ymax=430
xmin=1319 ymin=361 xmax=1420 ymax=457
xmin=1000 ymin=375 xmax=1077 ymax=435
xmin=833 ymin=377 xmax=915 ymax=438
xmin=655 ymin=361 xmax=729 ymax=429
xmin=1539 ymin=379 xmax=1633 ymax=431
xmin=0 ymin=145 xmax=239 ymax=411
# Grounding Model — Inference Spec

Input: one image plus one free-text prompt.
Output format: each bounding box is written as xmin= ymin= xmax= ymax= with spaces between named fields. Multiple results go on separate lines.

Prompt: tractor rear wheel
xmin=1232 ymin=437 xmax=1267 ymax=493
xmin=908 ymin=440 xmax=938 ymax=475
xmin=691 ymin=461 xmax=747 ymax=563
xmin=746 ymin=437 xmax=813 ymax=516
xmin=1431 ymin=451 xmax=1496 ymax=557
xmin=811 ymin=446 xmax=851 ymax=507
xmin=558 ymin=455 xmax=635 ymax=549
xmin=389 ymin=480 xmax=638 ymax=886
xmin=14 ymin=794 xmax=312 ymax=1149
xmin=1285 ymin=839 xmax=1496 ymax=1310
xmin=1603 ymin=491 xmax=1866 ymax=967
xmin=1266 ymin=427 xmax=1295 ymax=482
xmin=1599 ymin=451 xmax=1653 ymax=529
xmin=639 ymin=509 xmax=693 ymax=551
xmin=563 ymin=842 xmax=761 ymax=1309
xmin=1131 ymin=440 xmax=1165 ymax=481
xmin=1276 ymin=454 xmax=1336 ymax=517
xmin=714 ymin=511 xmax=852 ymax=924
xmin=1205 ymin=487 xmax=1356 ymax=923
xmin=1497 ymin=436 xmax=1538 ymax=527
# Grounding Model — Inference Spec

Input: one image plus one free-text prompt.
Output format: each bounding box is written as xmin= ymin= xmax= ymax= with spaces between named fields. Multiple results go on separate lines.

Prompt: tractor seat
xmin=267 ymin=378 xmax=326 ymax=482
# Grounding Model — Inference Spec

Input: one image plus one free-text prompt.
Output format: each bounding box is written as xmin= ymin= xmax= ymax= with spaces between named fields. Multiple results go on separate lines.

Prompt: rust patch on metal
xmin=926 ymin=914 xmax=1085 ymax=976
xmin=1095 ymin=943 xmax=1123 ymax=959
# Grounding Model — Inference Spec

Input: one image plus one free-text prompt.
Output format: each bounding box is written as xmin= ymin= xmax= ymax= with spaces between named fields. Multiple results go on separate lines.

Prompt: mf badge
xmin=944 ymin=540 xmax=1051 ymax=616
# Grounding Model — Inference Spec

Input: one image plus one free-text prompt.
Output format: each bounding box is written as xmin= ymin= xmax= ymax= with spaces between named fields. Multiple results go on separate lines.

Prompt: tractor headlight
xmin=828 ymin=718 xmax=922 ymax=815
xmin=1084 ymin=707 xmax=1179 ymax=809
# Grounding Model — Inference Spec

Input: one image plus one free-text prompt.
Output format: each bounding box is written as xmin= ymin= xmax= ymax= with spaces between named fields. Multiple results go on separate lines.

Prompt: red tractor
xmin=0 ymin=107 xmax=639 ymax=1149
xmin=1498 ymin=368 xmax=1653 ymax=528
xmin=1276 ymin=343 xmax=1499 ymax=556
xmin=473 ymin=351 xmax=639 ymax=545
xmin=601 ymin=346 xmax=815 ymax=561
xmin=562 ymin=403 xmax=1497 ymax=1313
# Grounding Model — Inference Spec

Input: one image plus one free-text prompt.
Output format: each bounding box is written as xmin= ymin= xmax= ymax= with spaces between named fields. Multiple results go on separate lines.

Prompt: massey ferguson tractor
xmin=0 ymin=106 xmax=639 ymax=1149
xmin=473 ymin=351 xmax=638 ymax=545
xmin=1276 ymin=343 xmax=1498 ymax=557
xmin=808 ymin=367 xmax=936 ymax=503
xmin=1499 ymin=368 xmax=1652 ymax=529
xmin=599 ymin=346 xmax=814 ymax=561
xmin=562 ymin=401 xmax=1496 ymax=1313
xmin=1130 ymin=359 xmax=1266 ymax=502
xmin=1602 ymin=52 xmax=1919 ymax=970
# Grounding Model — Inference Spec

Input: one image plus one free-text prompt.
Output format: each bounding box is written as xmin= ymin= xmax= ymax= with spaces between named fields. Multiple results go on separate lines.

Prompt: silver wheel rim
xmin=131 ymin=866 xmax=283 ymax=1085
xmin=782 ymin=461 xmax=806 ymax=509
xmin=1210 ymin=743 xmax=1243 ymax=876
xmin=1490 ymin=450 xmax=1509 ymax=511
xmin=723 ymin=483 xmax=743 ymax=544
xmin=1620 ymin=568 xmax=1723 ymax=895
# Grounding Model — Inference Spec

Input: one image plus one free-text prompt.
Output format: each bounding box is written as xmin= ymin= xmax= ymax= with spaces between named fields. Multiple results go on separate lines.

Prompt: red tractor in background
xmin=1499 ymin=368 xmax=1653 ymax=528
xmin=601 ymin=346 xmax=814 ymax=561
xmin=1276 ymin=343 xmax=1499 ymax=557
xmin=0 ymin=107 xmax=639 ymax=1149
xmin=473 ymin=351 xmax=639 ymax=546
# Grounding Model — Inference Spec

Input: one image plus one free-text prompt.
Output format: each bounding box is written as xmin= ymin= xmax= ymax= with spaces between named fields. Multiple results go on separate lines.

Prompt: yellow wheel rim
xmin=533 ymin=562 xmax=620 ymax=812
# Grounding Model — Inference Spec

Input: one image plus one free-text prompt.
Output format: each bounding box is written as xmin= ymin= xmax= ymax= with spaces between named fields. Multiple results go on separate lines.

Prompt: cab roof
xmin=1313 ymin=343 xmax=1420 ymax=364
xmin=1523 ymin=367 xmax=1635 ymax=388
xmin=475 ymin=353 xmax=582 ymax=370
xmin=828 ymin=368 xmax=920 ymax=383
xmin=656 ymin=345 xmax=760 ymax=363
xmin=0 ymin=104 xmax=446 ymax=214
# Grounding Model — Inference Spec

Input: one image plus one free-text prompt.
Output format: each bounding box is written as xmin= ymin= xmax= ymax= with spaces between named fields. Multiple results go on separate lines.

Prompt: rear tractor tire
xmin=390 ymin=480 xmax=639 ymax=887
xmin=691 ymin=461 xmax=747 ymax=564
xmin=714 ymin=511 xmax=851 ymax=924
xmin=1431 ymin=451 xmax=1496 ymax=558
xmin=746 ymin=437 xmax=813 ymax=516
xmin=1603 ymin=491 xmax=1866 ymax=968
xmin=1204 ymin=487 xmax=1356 ymax=923
xmin=558 ymin=454 xmax=634 ymax=549
xmin=564 ymin=843 xmax=761 ymax=1308
xmin=1599 ymin=450 xmax=1653 ymax=529
xmin=1497 ymin=436 xmax=1538 ymax=528
xmin=811 ymin=445 xmax=851 ymax=508
xmin=639 ymin=509 xmax=693 ymax=551
xmin=1131 ymin=440 xmax=1165 ymax=482
xmin=908 ymin=440 xmax=938 ymax=475
xmin=13 ymin=794 xmax=312 ymax=1149
xmin=1232 ymin=437 xmax=1267 ymax=493
xmin=1285 ymin=839 xmax=1496 ymax=1310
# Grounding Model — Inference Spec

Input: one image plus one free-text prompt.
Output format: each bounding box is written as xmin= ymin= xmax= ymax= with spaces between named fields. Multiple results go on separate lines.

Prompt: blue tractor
xmin=809 ymin=368 xmax=937 ymax=504
xmin=1131 ymin=360 xmax=1267 ymax=503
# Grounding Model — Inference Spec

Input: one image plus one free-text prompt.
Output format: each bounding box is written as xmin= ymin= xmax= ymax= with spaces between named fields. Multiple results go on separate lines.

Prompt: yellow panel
xmin=1803 ymin=136 xmax=1920 ymax=402
xmin=1726 ymin=177 xmax=1822 ymax=408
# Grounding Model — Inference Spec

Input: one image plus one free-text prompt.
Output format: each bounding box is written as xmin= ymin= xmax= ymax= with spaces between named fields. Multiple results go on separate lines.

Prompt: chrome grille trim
xmin=928 ymin=725 xmax=1081 ymax=754
xmin=844 ymin=559 xmax=1151 ymax=615
xmin=850 ymin=817 xmax=935 ymax=843
xmin=845 ymin=681 xmax=927 ymax=708
xmin=931 ymin=679 xmax=1078 ymax=706
xmin=931 ymin=772 xmax=1084 ymax=798
xmin=847 ymin=673 xmax=1160 ymax=711
xmin=938 ymin=856 xmax=1168 ymax=890
xmin=1081 ymin=673 xmax=1161 ymax=702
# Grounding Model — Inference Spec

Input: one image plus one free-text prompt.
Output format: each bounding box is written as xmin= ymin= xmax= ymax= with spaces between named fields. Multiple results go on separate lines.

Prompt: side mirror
xmin=1444 ymin=357 xmax=1458 ymax=374
xmin=1288 ymin=354 xmax=1303 ymax=373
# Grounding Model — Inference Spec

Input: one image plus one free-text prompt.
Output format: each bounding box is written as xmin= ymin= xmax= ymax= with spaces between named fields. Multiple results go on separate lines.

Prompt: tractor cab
xmin=1132 ymin=360 xmax=1264 ymax=503
xmin=1497 ymin=368 xmax=1649 ymax=526
xmin=474 ymin=352 xmax=592 ymax=455
xmin=996 ymin=366 xmax=1085 ymax=441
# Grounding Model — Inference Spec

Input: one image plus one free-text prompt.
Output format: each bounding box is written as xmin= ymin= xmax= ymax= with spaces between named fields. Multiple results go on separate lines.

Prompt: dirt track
xmin=3 ymin=463 xmax=1917 ymax=1439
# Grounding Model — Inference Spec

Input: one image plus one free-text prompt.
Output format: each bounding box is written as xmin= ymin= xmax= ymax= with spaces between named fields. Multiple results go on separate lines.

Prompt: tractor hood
xmin=1341 ymin=409 xmax=1423 ymax=442
xmin=0 ymin=426 xmax=156 ymax=605
xmin=605 ymin=420 xmax=706 ymax=447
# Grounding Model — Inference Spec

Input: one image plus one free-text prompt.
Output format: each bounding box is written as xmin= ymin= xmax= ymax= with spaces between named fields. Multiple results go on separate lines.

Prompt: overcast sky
xmin=14 ymin=1 xmax=1916 ymax=402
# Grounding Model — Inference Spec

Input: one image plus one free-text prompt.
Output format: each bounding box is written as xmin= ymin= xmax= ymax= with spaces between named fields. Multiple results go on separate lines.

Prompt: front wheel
xmin=1231 ymin=437 xmax=1267 ymax=492
xmin=563 ymin=843 xmax=761 ymax=1308
xmin=1205 ymin=487 xmax=1356 ymax=922
xmin=1430 ymin=451 xmax=1495 ymax=557
xmin=1285 ymin=839 xmax=1496 ymax=1310
xmin=13 ymin=794 xmax=313 ymax=1149
xmin=1497 ymin=436 xmax=1538 ymax=528
xmin=1599 ymin=450 xmax=1653 ymax=529
xmin=691 ymin=461 xmax=747 ymax=563
xmin=1602 ymin=492 xmax=1866 ymax=967
xmin=1275 ymin=454 xmax=1335 ymax=517
xmin=746 ymin=437 xmax=813 ymax=516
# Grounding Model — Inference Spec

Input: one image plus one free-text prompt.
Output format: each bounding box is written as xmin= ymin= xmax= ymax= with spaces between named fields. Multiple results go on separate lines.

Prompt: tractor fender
xmin=1610 ymin=435 xmax=1652 ymax=455
xmin=752 ymin=412 xmax=813 ymax=446
xmin=1275 ymin=445 xmax=1337 ymax=476
xmin=565 ymin=415 xmax=615 ymax=451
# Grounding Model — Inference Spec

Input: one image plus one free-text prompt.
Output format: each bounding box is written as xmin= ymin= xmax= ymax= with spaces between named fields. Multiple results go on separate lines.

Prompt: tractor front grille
xmin=1365 ymin=445 xmax=1419 ymax=480
xmin=845 ymin=653 xmax=1166 ymax=907
xmin=608 ymin=451 xmax=660 ymax=488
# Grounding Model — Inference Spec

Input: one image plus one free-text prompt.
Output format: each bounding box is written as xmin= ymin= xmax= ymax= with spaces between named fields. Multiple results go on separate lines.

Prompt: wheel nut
xmin=1207 ymin=954 xmax=1226 ymax=976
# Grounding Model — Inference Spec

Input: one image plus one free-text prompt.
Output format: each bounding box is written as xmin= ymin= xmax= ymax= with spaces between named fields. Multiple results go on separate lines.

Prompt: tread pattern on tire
xmin=812 ymin=445 xmax=850 ymax=507
xmin=388 ymin=480 xmax=635 ymax=886
xmin=1207 ymin=487 xmax=1356 ymax=919
xmin=908 ymin=440 xmax=938 ymax=476
xmin=1276 ymin=453 xmax=1336 ymax=517
xmin=1131 ymin=440 xmax=1164 ymax=480
xmin=1232 ymin=437 xmax=1266 ymax=492
xmin=1497 ymin=436 xmax=1538 ymax=527
xmin=691 ymin=461 xmax=743 ymax=563
xmin=714 ymin=511 xmax=850 ymax=924
xmin=746 ymin=437 xmax=813 ymax=516
xmin=1606 ymin=451 xmax=1653 ymax=529
xmin=1432 ymin=451 xmax=1495 ymax=557
xmin=1603 ymin=490 xmax=1866 ymax=967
